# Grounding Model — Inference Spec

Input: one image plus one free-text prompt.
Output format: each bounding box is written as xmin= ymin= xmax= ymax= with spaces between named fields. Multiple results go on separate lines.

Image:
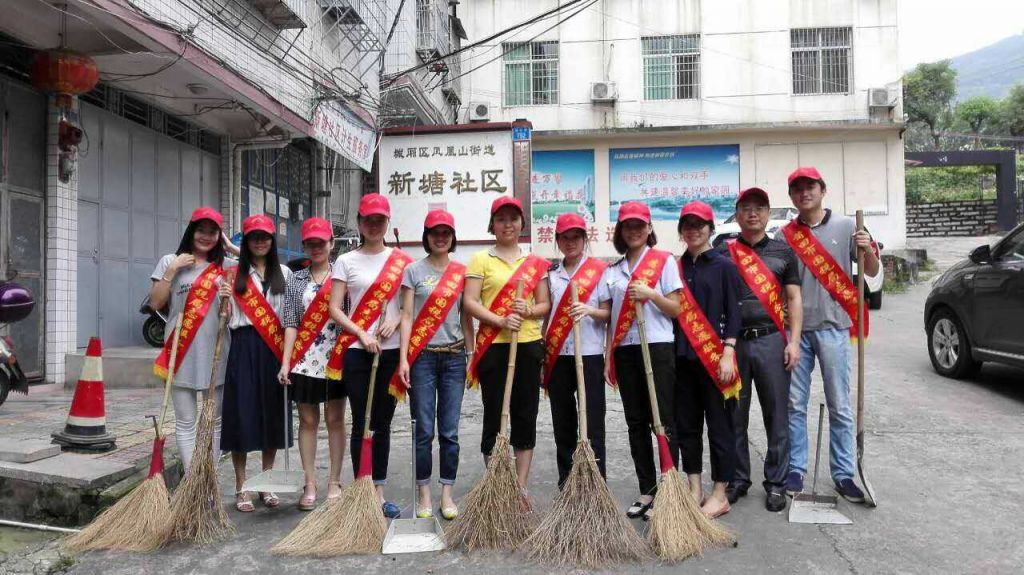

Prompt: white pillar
xmin=44 ymin=96 xmax=78 ymax=385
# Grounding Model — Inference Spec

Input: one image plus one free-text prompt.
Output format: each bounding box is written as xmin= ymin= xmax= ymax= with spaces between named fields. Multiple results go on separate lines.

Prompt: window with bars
xmin=642 ymin=35 xmax=701 ymax=100
xmin=503 ymin=41 xmax=559 ymax=106
xmin=791 ymin=27 xmax=852 ymax=95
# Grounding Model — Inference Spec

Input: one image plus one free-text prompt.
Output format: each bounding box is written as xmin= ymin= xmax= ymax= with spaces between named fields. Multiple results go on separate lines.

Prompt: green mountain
xmin=950 ymin=34 xmax=1024 ymax=101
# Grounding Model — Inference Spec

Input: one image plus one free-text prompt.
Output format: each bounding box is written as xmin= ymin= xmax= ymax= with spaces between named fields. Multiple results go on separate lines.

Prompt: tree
xmin=903 ymin=61 xmax=957 ymax=149
xmin=955 ymin=96 xmax=999 ymax=149
xmin=999 ymin=84 xmax=1024 ymax=139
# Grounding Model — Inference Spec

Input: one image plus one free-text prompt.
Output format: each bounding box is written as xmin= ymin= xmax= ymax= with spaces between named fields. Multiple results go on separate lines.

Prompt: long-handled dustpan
xmin=382 ymin=419 xmax=445 ymax=554
xmin=789 ymin=403 xmax=852 ymax=525
xmin=241 ymin=384 xmax=303 ymax=493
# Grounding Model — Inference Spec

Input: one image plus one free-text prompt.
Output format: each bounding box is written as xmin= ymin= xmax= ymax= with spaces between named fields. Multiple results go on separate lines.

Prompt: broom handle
xmin=362 ymin=314 xmax=385 ymax=437
xmin=570 ymin=281 xmax=588 ymax=440
xmin=500 ymin=279 xmax=525 ymax=434
xmin=156 ymin=312 xmax=185 ymax=439
xmin=855 ymin=210 xmax=866 ymax=438
xmin=634 ymin=300 xmax=665 ymax=436
xmin=206 ymin=297 xmax=231 ymax=395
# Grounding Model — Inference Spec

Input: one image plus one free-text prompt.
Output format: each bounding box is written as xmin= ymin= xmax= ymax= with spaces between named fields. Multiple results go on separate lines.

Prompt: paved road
xmin=62 ymin=259 xmax=1024 ymax=574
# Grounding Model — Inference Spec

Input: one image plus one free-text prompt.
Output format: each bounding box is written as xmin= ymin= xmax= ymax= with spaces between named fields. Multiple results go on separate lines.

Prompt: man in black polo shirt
xmin=718 ymin=187 xmax=803 ymax=512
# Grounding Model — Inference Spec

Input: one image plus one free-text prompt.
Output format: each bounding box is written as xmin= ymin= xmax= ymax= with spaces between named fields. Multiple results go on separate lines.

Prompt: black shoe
xmin=784 ymin=471 xmax=804 ymax=497
xmin=626 ymin=499 xmax=653 ymax=519
xmin=725 ymin=483 xmax=749 ymax=504
xmin=766 ymin=490 xmax=787 ymax=512
xmin=834 ymin=479 xmax=865 ymax=503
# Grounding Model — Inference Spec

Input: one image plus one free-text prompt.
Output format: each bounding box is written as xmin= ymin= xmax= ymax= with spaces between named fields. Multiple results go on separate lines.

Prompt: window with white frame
xmin=791 ymin=27 xmax=852 ymax=95
xmin=642 ymin=35 xmax=700 ymax=100
xmin=503 ymin=41 xmax=559 ymax=106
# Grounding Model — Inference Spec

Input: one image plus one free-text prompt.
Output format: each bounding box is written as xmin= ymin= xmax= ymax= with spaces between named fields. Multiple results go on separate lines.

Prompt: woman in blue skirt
xmin=219 ymin=214 xmax=292 ymax=512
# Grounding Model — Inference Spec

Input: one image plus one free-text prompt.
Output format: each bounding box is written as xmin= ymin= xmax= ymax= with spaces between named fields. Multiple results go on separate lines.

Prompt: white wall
xmin=461 ymin=0 xmax=902 ymax=129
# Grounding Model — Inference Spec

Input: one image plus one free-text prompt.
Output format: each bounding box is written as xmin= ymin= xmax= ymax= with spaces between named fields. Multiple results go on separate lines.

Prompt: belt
xmin=424 ymin=340 xmax=465 ymax=354
xmin=740 ymin=325 xmax=778 ymax=340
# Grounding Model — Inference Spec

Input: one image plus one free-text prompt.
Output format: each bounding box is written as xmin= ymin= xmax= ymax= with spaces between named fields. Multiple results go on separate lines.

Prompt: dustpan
xmin=789 ymin=403 xmax=852 ymax=525
xmin=242 ymin=386 xmax=303 ymax=493
xmin=382 ymin=419 xmax=445 ymax=554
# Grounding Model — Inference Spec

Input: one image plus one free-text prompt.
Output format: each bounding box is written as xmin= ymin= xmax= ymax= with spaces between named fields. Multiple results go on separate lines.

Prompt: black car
xmin=924 ymin=223 xmax=1024 ymax=378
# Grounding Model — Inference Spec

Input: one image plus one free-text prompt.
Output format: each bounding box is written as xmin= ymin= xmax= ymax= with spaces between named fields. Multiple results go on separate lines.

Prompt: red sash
xmin=233 ymin=273 xmax=285 ymax=361
xmin=325 ymin=249 xmax=413 ymax=380
xmin=607 ymin=248 xmax=671 ymax=386
xmin=780 ymin=221 xmax=868 ymax=340
xmin=154 ymin=263 xmax=224 ymax=378
xmin=289 ymin=278 xmax=333 ymax=367
xmin=541 ymin=257 xmax=608 ymax=389
xmin=676 ymin=261 xmax=742 ymax=400
xmin=727 ymin=240 xmax=788 ymax=345
xmin=466 ymin=253 xmax=549 ymax=388
xmin=388 ymin=261 xmax=467 ymax=400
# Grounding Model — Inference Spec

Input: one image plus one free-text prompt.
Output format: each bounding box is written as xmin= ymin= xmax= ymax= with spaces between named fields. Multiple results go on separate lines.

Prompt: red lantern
xmin=30 ymin=50 xmax=99 ymax=109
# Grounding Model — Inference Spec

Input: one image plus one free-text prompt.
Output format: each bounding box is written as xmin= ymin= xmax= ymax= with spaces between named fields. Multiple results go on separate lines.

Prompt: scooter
xmin=0 ymin=280 xmax=35 ymax=408
xmin=140 ymin=295 xmax=168 ymax=348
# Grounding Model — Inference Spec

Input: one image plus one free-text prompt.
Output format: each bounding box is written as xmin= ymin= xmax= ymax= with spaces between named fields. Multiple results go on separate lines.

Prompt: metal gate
xmin=77 ymin=103 xmax=221 ymax=348
xmin=0 ymin=80 xmax=46 ymax=379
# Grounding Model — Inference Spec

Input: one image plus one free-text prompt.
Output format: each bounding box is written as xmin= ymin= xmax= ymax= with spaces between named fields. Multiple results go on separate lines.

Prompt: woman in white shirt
xmin=218 ymin=214 xmax=291 ymax=512
xmin=328 ymin=194 xmax=411 ymax=519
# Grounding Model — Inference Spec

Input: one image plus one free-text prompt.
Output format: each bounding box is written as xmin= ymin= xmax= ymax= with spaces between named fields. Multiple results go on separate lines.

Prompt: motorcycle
xmin=0 ymin=280 xmax=35 ymax=408
xmin=140 ymin=295 xmax=168 ymax=348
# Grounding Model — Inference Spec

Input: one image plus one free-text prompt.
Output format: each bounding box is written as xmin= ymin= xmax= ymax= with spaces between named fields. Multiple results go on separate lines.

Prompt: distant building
xmin=460 ymin=0 xmax=905 ymax=258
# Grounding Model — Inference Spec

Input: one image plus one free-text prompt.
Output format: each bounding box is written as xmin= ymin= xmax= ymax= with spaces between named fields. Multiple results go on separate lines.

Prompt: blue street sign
xmin=512 ymin=126 xmax=531 ymax=141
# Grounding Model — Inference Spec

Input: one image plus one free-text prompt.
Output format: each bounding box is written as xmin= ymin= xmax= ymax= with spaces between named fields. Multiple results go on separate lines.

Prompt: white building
xmin=458 ymin=0 xmax=906 ymax=258
xmin=0 ymin=0 xmax=459 ymax=384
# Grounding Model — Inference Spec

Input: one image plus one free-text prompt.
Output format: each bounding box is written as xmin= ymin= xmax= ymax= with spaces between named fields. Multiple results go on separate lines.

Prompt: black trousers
xmin=614 ymin=343 xmax=678 ymax=497
xmin=676 ymin=355 xmax=737 ymax=484
xmin=478 ymin=341 xmax=543 ymax=455
xmin=345 ymin=348 xmax=400 ymax=484
xmin=548 ymin=354 xmax=606 ymax=488
xmin=733 ymin=331 xmax=791 ymax=492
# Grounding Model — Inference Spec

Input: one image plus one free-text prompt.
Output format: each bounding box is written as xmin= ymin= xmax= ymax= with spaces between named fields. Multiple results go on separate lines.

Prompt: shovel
xmin=241 ymin=384 xmax=303 ymax=493
xmin=788 ymin=404 xmax=852 ymax=525
xmin=382 ymin=419 xmax=446 ymax=554
xmin=855 ymin=210 xmax=878 ymax=507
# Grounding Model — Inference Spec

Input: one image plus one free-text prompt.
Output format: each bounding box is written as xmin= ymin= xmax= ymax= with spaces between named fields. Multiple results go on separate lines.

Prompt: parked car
xmin=924 ymin=222 xmax=1024 ymax=378
xmin=711 ymin=207 xmax=883 ymax=309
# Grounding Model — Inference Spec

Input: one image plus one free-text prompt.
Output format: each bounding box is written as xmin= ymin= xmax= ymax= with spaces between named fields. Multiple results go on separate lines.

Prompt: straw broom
xmin=272 ymin=322 xmax=387 ymax=557
xmin=524 ymin=282 xmax=649 ymax=568
xmin=162 ymin=299 xmax=234 ymax=546
xmin=64 ymin=314 xmax=185 ymax=553
xmin=634 ymin=301 xmax=733 ymax=561
xmin=446 ymin=280 xmax=535 ymax=552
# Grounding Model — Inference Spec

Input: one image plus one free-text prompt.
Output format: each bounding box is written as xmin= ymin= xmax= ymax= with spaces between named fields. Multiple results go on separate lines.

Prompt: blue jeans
xmin=788 ymin=328 xmax=856 ymax=482
xmin=408 ymin=350 xmax=467 ymax=486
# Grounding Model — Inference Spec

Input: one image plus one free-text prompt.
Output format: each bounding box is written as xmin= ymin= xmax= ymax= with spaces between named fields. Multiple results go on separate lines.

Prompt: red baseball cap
xmin=617 ymin=201 xmax=651 ymax=223
xmin=301 ymin=217 xmax=333 ymax=242
xmin=190 ymin=206 xmax=223 ymax=229
xmin=490 ymin=195 xmax=523 ymax=215
xmin=787 ymin=166 xmax=824 ymax=186
xmin=555 ymin=213 xmax=587 ymax=234
xmin=736 ymin=187 xmax=770 ymax=206
xmin=242 ymin=214 xmax=275 ymax=236
xmin=424 ymin=209 xmax=455 ymax=230
xmin=358 ymin=193 xmax=391 ymax=218
xmin=679 ymin=200 xmax=715 ymax=223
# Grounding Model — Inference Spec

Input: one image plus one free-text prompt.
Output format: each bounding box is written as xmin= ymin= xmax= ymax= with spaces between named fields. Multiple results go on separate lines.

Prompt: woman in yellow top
xmin=463 ymin=196 xmax=551 ymax=498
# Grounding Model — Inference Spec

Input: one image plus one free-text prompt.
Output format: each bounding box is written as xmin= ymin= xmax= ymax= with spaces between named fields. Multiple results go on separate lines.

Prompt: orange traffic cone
xmin=52 ymin=337 xmax=116 ymax=451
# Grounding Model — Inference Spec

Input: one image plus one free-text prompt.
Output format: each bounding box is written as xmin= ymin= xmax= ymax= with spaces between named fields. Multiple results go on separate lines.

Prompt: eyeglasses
xmin=737 ymin=205 xmax=769 ymax=214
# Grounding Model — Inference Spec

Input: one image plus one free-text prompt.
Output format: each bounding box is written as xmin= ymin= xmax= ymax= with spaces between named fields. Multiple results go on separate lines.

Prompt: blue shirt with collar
xmin=675 ymin=247 xmax=743 ymax=359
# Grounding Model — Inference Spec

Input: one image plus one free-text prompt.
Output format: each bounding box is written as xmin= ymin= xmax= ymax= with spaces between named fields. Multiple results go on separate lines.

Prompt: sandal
xmin=626 ymin=499 xmax=653 ymax=518
xmin=259 ymin=492 xmax=280 ymax=508
xmin=298 ymin=483 xmax=317 ymax=511
xmin=641 ymin=502 xmax=655 ymax=522
xmin=235 ymin=491 xmax=255 ymax=513
xmin=327 ymin=481 xmax=344 ymax=499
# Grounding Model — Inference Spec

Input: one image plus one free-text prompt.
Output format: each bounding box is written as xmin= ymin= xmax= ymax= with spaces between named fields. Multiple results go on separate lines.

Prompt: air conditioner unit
xmin=868 ymin=88 xmax=896 ymax=109
xmin=590 ymin=81 xmax=618 ymax=103
xmin=469 ymin=102 xmax=491 ymax=122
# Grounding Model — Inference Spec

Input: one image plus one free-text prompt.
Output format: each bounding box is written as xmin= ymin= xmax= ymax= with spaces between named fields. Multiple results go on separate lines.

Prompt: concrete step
xmin=64 ymin=346 xmax=161 ymax=389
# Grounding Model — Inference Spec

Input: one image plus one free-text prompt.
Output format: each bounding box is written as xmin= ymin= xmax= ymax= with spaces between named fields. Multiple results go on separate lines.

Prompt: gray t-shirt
xmin=401 ymin=258 xmax=464 ymax=347
xmin=151 ymin=254 xmax=233 ymax=390
xmin=793 ymin=210 xmax=861 ymax=332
